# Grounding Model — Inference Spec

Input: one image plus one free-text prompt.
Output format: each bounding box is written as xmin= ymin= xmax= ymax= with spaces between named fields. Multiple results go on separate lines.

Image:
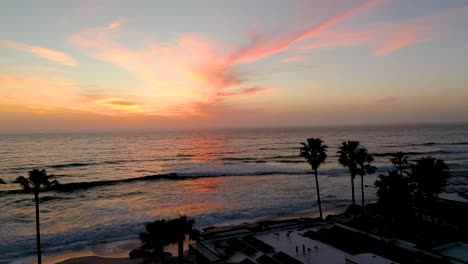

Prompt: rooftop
xmin=189 ymin=220 xmax=396 ymax=264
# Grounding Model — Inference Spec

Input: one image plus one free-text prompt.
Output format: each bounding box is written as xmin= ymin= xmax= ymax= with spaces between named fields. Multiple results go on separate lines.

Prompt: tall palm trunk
xmin=159 ymin=247 xmax=166 ymax=264
xmin=313 ymin=169 xmax=323 ymax=219
xmin=34 ymin=192 xmax=42 ymax=264
xmin=351 ymin=173 xmax=356 ymax=206
xmin=178 ymin=235 xmax=184 ymax=264
xmin=360 ymin=173 xmax=365 ymax=212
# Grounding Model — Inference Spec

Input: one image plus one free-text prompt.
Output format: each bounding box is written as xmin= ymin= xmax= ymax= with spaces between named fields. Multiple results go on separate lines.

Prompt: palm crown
xmin=338 ymin=141 xmax=375 ymax=175
xmin=13 ymin=169 xmax=57 ymax=193
xmin=300 ymin=138 xmax=328 ymax=170
xmin=337 ymin=141 xmax=361 ymax=176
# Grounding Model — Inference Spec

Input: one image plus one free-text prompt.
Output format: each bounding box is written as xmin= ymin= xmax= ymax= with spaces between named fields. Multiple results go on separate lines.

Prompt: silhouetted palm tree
xmin=375 ymin=170 xmax=413 ymax=217
xmin=170 ymin=216 xmax=198 ymax=264
xmin=356 ymin=148 xmax=376 ymax=210
xmin=139 ymin=219 xmax=174 ymax=264
xmin=13 ymin=169 xmax=58 ymax=264
xmin=410 ymin=157 xmax=449 ymax=198
xmin=338 ymin=141 xmax=361 ymax=206
xmin=300 ymin=138 xmax=328 ymax=219
xmin=390 ymin=152 xmax=410 ymax=176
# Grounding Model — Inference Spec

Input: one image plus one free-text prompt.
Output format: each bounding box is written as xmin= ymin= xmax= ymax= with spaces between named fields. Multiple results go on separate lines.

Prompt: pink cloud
xmin=372 ymin=28 xmax=426 ymax=56
xmin=0 ymin=39 xmax=79 ymax=66
xmin=296 ymin=30 xmax=376 ymax=51
xmin=293 ymin=6 xmax=468 ymax=57
xmin=227 ymin=0 xmax=380 ymax=65
xmin=294 ymin=25 xmax=427 ymax=57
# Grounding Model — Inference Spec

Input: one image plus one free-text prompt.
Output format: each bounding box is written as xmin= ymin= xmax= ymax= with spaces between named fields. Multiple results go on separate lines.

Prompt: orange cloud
xmin=0 ymin=75 xmax=81 ymax=112
xmin=68 ymin=22 xmax=271 ymax=116
xmin=0 ymin=39 xmax=79 ymax=66
xmin=90 ymin=97 xmax=147 ymax=114
xmin=0 ymin=74 xmax=150 ymax=116
xmin=67 ymin=2 xmax=379 ymax=116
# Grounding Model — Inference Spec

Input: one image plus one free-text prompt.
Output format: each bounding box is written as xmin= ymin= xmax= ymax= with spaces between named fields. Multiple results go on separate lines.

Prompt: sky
xmin=1 ymin=0 xmax=468 ymax=132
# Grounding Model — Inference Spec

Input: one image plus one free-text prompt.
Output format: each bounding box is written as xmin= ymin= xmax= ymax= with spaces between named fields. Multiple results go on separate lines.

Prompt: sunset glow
xmin=1 ymin=0 xmax=468 ymax=132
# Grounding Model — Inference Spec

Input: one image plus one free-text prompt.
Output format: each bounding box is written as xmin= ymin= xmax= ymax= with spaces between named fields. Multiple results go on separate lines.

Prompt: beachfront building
xmin=187 ymin=217 xmax=468 ymax=264
xmin=188 ymin=220 xmax=399 ymax=264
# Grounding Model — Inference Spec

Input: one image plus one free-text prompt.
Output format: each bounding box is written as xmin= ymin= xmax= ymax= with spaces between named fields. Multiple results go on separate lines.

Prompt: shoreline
xmin=35 ymin=207 xmax=345 ymax=264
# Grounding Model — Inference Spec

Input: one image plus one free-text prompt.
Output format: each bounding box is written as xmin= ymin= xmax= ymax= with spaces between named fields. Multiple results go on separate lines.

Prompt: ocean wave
xmin=222 ymin=155 xmax=301 ymax=164
xmin=0 ymin=173 xmax=178 ymax=195
xmin=409 ymin=141 xmax=468 ymax=147
xmin=221 ymin=157 xmax=257 ymax=161
xmin=0 ymin=169 xmax=337 ymax=195
xmin=8 ymin=158 xmax=175 ymax=172
xmin=372 ymin=150 xmax=465 ymax=157
xmin=259 ymin=147 xmax=300 ymax=150
xmin=176 ymin=154 xmax=195 ymax=157
xmin=265 ymin=155 xmax=300 ymax=159
xmin=0 ymin=166 xmax=387 ymax=196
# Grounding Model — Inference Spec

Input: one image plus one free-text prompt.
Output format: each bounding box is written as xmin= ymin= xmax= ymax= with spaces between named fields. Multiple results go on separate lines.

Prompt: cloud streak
xmin=0 ymin=39 xmax=79 ymax=66
xmin=227 ymin=0 xmax=380 ymax=65
xmin=295 ymin=26 xmax=427 ymax=56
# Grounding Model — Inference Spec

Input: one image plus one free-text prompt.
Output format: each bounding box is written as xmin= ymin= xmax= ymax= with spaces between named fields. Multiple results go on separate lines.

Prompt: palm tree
xmin=337 ymin=141 xmax=361 ymax=206
xmin=375 ymin=170 xmax=412 ymax=216
xmin=356 ymin=148 xmax=376 ymax=210
xmin=390 ymin=152 xmax=410 ymax=176
xmin=139 ymin=219 xmax=174 ymax=264
xmin=300 ymin=138 xmax=328 ymax=219
xmin=170 ymin=216 xmax=198 ymax=264
xmin=13 ymin=169 xmax=58 ymax=264
xmin=409 ymin=157 xmax=449 ymax=198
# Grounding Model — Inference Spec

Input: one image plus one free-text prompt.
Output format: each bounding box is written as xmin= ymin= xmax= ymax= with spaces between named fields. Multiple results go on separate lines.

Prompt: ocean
xmin=1 ymin=124 xmax=468 ymax=263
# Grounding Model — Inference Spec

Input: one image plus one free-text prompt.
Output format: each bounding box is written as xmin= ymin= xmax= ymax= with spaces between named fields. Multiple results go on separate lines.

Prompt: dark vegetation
xmin=129 ymin=215 xmax=200 ymax=264
xmin=300 ymin=139 xmax=460 ymax=249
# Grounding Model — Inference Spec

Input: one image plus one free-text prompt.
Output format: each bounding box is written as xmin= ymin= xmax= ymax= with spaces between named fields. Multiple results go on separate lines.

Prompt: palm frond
xmin=13 ymin=176 xmax=32 ymax=191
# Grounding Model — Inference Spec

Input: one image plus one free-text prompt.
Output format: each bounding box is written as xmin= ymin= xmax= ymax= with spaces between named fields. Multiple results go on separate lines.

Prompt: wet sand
xmin=57 ymin=256 xmax=141 ymax=264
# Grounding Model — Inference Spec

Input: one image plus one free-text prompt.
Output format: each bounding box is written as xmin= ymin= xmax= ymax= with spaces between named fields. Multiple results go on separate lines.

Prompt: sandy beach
xmin=57 ymin=256 xmax=141 ymax=264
